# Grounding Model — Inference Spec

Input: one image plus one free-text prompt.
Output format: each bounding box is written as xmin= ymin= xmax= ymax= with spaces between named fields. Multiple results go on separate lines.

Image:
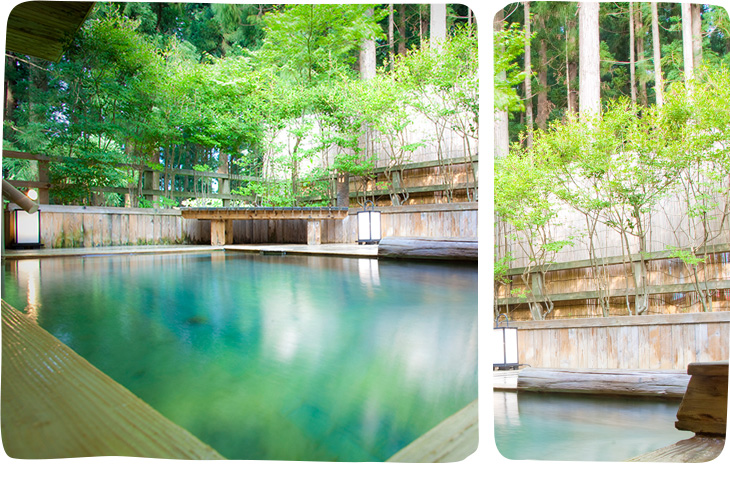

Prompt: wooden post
xmin=307 ymin=220 xmax=322 ymax=245
xmin=37 ymin=160 xmax=49 ymax=204
xmin=675 ymin=361 xmax=728 ymax=435
xmin=210 ymin=219 xmax=233 ymax=246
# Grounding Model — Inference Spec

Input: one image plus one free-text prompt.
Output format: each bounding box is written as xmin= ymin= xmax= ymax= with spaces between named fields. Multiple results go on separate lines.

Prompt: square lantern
xmin=12 ymin=209 xmax=42 ymax=248
xmin=493 ymin=326 xmax=519 ymax=370
xmin=357 ymin=202 xmax=381 ymax=245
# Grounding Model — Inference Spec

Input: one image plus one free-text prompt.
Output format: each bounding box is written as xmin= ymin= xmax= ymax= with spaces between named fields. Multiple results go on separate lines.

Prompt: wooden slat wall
xmin=20 ymin=203 xmax=478 ymax=248
xmin=514 ymin=313 xmax=730 ymax=370
xmin=34 ymin=206 xmax=185 ymax=248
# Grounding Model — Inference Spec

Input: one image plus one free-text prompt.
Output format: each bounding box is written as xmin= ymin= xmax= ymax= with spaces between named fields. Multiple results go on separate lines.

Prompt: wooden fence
xmin=4 ymin=202 xmax=478 ymax=248
xmin=3 ymin=149 xmax=477 ymax=208
xmin=511 ymin=312 xmax=730 ymax=370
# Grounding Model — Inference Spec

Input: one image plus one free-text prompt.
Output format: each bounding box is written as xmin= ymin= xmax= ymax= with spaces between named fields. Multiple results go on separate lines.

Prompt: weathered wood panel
xmin=675 ymin=361 xmax=728 ymax=435
xmin=515 ymin=313 xmax=730 ymax=370
xmin=25 ymin=204 xmax=476 ymax=248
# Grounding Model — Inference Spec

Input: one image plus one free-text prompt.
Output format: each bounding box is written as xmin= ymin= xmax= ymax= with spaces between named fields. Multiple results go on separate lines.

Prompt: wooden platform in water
xmin=1 ymin=300 xmax=224 ymax=459
xmin=386 ymin=399 xmax=478 ymax=463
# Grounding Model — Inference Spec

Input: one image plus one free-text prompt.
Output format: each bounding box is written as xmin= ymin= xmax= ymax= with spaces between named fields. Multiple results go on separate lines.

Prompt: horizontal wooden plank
xmin=516 ymin=367 xmax=690 ymax=398
xmin=6 ymin=180 xmax=52 ymax=189
xmin=503 ymin=243 xmax=730 ymax=276
xmin=509 ymin=311 xmax=730 ymax=330
xmin=346 ymin=202 xmax=478 ymax=215
xmin=496 ymin=280 xmax=730 ymax=306
xmin=386 ymin=399 xmax=477 ymax=463
xmin=626 ymin=435 xmax=725 ymax=462
xmin=180 ymin=207 xmax=349 ymax=221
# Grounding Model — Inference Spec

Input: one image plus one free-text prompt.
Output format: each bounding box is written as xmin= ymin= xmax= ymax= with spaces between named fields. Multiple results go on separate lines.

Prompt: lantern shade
xmin=357 ymin=210 xmax=381 ymax=244
xmin=493 ymin=327 xmax=519 ymax=369
xmin=13 ymin=209 xmax=42 ymax=248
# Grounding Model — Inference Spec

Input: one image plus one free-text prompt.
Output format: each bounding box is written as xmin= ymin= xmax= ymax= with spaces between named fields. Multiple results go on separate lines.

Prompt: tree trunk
xmin=388 ymin=4 xmax=394 ymax=70
xmin=691 ymin=4 xmax=703 ymax=68
xmin=430 ymin=3 xmax=446 ymax=48
xmin=636 ymin=6 xmax=648 ymax=106
xmin=652 ymin=2 xmax=664 ymax=107
xmin=629 ymin=2 xmax=637 ymax=104
xmin=524 ymin=2 xmax=533 ymax=147
xmin=566 ymin=13 xmax=578 ymax=115
xmin=579 ymin=2 xmax=601 ymax=119
xmin=398 ymin=4 xmax=407 ymax=55
xmin=682 ymin=3 xmax=694 ymax=87
xmin=494 ymin=9 xmax=510 ymax=158
xmin=536 ymin=34 xmax=549 ymax=129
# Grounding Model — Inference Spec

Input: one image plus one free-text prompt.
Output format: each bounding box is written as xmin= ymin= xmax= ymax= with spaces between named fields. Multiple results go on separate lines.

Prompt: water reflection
xmin=494 ymin=391 xmax=693 ymax=461
xmin=12 ymin=259 xmax=41 ymax=321
xmin=2 ymin=252 xmax=477 ymax=461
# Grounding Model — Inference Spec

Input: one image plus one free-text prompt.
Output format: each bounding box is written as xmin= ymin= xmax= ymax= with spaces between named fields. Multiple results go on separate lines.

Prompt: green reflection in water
xmin=2 ymin=252 xmax=477 ymax=461
xmin=494 ymin=391 xmax=694 ymax=461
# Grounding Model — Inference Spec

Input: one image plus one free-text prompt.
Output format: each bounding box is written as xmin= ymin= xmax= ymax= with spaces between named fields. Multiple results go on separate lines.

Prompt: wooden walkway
xmin=1 ymin=300 xmax=224 ymax=459
xmin=387 ymin=399 xmax=478 ymax=463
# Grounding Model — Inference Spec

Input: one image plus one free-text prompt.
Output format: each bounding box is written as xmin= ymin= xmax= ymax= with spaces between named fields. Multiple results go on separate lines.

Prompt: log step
xmin=516 ymin=367 xmax=690 ymax=398
xmin=377 ymin=236 xmax=477 ymax=261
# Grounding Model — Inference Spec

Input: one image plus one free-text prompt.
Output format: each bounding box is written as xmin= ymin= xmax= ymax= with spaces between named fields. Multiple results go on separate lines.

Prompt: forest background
xmin=494 ymin=2 xmax=730 ymax=318
xmin=2 ymin=2 xmax=478 ymax=208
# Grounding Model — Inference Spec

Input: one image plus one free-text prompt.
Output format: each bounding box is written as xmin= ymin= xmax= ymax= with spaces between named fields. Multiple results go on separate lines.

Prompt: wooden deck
xmin=387 ymin=399 xmax=478 ymax=463
xmin=1 ymin=300 xmax=224 ymax=459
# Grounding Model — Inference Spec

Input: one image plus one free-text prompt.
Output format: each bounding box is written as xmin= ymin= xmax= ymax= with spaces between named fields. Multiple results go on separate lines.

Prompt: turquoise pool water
xmin=2 ymin=252 xmax=477 ymax=461
xmin=494 ymin=391 xmax=694 ymax=461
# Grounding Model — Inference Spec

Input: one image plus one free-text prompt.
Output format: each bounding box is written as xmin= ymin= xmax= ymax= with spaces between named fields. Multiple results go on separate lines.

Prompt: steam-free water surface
xmin=2 ymin=252 xmax=477 ymax=461
xmin=494 ymin=391 xmax=694 ymax=461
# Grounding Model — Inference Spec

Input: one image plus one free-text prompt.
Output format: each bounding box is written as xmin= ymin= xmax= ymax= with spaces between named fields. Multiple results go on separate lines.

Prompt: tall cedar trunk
xmin=579 ymin=2 xmax=601 ymax=119
xmin=398 ymin=4 xmax=407 ymax=55
xmin=524 ymin=2 xmax=533 ymax=147
xmin=356 ymin=10 xmax=377 ymax=206
xmin=636 ymin=7 xmax=648 ymax=106
xmin=566 ymin=15 xmax=578 ymax=115
xmin=430 ymin=3 xmax=446 ymax=47
xmin=691 ymin=4 xmax=703 ymax=68
xmin=494 ymin=9 xmax=510 ymax=158
xmin=629 ymin=3 xmax=637 ymax=104
xmin=536 ymin=35 xmax=549 ymax=129
xmin=388 ymin=4 xmax=394 ymax=70
xmin=682 ymin=3 xmax=694 ymax=87
xmin=652 ymin=2 xmax=664 ymax=107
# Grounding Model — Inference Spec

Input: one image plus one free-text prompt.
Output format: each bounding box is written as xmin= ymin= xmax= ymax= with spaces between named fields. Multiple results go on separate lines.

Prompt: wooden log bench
xmin=180 ymin=206 xmax=349 ymax=246
xmin=377 ymin=236 xmax=478 ymax=261
xmin=516 ymin=367 xmax=690 ymax=398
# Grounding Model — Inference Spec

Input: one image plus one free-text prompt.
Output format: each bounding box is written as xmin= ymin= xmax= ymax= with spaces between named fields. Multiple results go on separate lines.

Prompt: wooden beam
xmin=508 ymin=311 xmax=730 ymax=330
xmin=496 ymin=279 xmax=730 ymax=306
xmin=180 ymin=207 xmax=349 ymax=221
xmin=516 ymin=367 xmax=690 ymax=398
xmin=503 ymin=243 xmax=730 ymax=276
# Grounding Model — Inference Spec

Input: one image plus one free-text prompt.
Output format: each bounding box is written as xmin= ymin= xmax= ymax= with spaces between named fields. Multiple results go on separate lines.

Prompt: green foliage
xmin=494 ymin=20 xmax=526 ymax=114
